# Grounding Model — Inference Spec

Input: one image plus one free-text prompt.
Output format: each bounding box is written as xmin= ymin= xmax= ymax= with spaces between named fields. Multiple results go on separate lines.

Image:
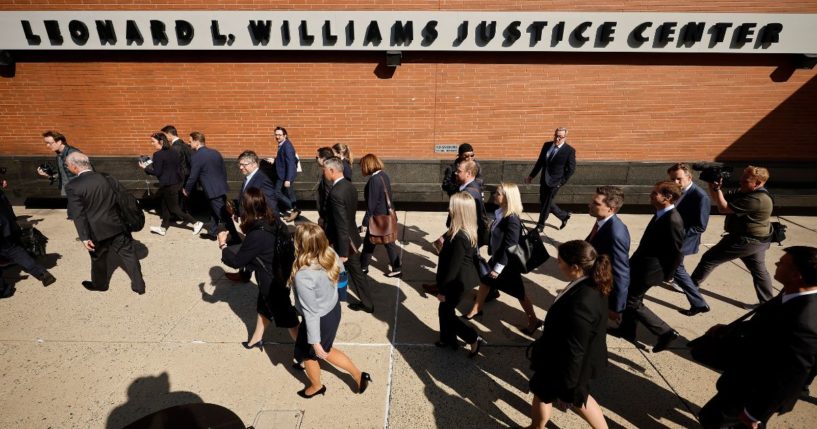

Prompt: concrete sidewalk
xmin=1 ymin=207 xmax=816 ymax=428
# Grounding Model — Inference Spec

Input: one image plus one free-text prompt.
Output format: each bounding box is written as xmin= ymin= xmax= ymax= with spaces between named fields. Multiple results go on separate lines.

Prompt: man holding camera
xmin=692 ymin=165 xmax=774 ymax=306
xmin=37 ymin=131 xmax=82 ymax=197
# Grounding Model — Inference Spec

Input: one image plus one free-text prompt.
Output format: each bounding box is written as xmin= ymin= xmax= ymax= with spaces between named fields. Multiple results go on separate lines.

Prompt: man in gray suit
xmin=65 ymin=152 xmax=145 ymax=294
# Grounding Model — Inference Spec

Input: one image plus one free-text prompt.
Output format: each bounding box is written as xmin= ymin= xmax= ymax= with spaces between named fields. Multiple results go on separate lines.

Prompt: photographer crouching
xmin=691 ymin=165 xmax=774 ymax=308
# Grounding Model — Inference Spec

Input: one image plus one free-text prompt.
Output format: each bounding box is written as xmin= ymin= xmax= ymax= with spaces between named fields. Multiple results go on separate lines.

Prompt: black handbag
xmin=687 ymin=305 xmax=760 ymax=372
xmin=507 ymin=225 xmax=549 ymax=273
xmin=770 ymin=220 xmax=787 ymax=245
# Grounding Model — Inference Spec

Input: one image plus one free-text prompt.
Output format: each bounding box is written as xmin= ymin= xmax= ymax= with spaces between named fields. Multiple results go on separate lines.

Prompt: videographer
xmin=691 ymin=165 xmax=774 ymax=307
xmin=37 ymin=131 xmax=82 ymax=197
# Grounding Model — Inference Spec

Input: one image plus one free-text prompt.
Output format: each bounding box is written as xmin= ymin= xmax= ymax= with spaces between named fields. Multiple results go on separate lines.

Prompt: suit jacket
xmin=145 ymin=148 xmax=182 ymax=187
xmin=65 ymin=171 xmax=126 ymax=242
xmin=239 ymin=169 xmax=279 ymax=216
xmin=325 ymin=178 xmax=361 ymax=258
xmin=170 ymin=139 xmax=192 ymax=178
xmin=185 ymin=146 xmax=229 ymax=199
xmin=675 ymin=182 xmax=710 ymax=255
xmin=342 ymin=159 xmax=353 ymax=182
xmin=529 ymin=141 xmax=576 ymax=188
xmin=0 ymin=189 xmax=20 ymax=241
xmin=630 ymin=208 xmax=684 ymax=287
xmin=362 ymin=172 xmax=393 ymax=227
xmin=459 ymin=180 xmax=488 ymax=244
xmin=718 ymin=293 xmax=817 ymax=420
xmin=274 ymin=139 xmax=298 ymax=183
xmin=531 ymin=278 xmax=608 ymax=400
xmin=587 ymin=215 xmax=631 ymax=313
xmin=488 ymin=214 xmax=521 ymax=269
xmin=436 ymin=230 xmax=478 ymax=301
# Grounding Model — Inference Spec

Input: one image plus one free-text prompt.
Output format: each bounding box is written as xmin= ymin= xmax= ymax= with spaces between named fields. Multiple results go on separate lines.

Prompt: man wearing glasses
xmin=37 ymin=130 xmax=82 ymax=197
xmin=441 ymin=143 xmax=483 ymax=196
xmin=525 ymin=127 xmax=576 ymax=232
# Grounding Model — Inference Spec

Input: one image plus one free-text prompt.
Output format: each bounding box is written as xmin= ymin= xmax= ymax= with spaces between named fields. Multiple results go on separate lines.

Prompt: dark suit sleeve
xmin=363 ymin=178 xmax=375 ymax=227
xmin=185 ymin=152 xmax=202 ymax=194
xmin=330 ymin=188 xmax=352 ymax=258
xmin=529 ymin=144 xmax=548 ymax=178
xmin=690 ymin=189 xmax=711 ymax=235
xmin=745 ymin=318 xmax=817 ymax=420
xmin=441 ymin=162 xmax=459 ymax=195
xmin=221 ymin=231 xmax=263 ymax=269
xmin=663 ymin=214 xmax=685 ymax=281
xmin=259 ymin=175 xmax=279 ymax=215
xmin=495 ymin=216 xmax=521 ymax=267
xmin=560 ymin=288 xmax=599 ymax=396
xmin=562 ymin=146 xmax=576 ymax=185
xmin=438 ymin=235 xmax=466 ymax=297
xmin=145 ymin=150 xmax=163 ymax=178
xmin=284 ymin=142 xmax=298 ymax=182
xmin=66 ymin=182 xmax=91 ymax=241
xmin=609 ymin=223 xmax=631 ymax=313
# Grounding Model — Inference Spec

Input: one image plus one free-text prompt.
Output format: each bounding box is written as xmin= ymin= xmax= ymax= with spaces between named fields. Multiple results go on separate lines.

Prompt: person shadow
xmin=199 ymin=266 xmax=258 ymax=339
xmin=105 ymin=372 xmax=205 ymax=429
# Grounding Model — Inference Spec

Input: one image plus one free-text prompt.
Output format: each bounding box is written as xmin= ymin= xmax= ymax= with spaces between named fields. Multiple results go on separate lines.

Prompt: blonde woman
xmin=290 ymin=223 xmax=371 ymax=398
xmin=465 ymin=183 xmax=542 ymax=335
xmin=435 ymin=192 xmax=486 ymax=357
xmin=332 ymin=143 xmax=354 ymax=181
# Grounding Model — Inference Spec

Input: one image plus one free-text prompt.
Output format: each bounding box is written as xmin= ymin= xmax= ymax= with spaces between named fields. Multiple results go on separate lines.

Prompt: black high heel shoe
xmin=241 ymin=340 xmax=264 ymax=352
xmin=461 ymin=311 xmax=483 ymax=321
xmin=469 ymin=337 xmax=487 ymax=358
xmin=297 ymin=385 xmax=326 ymax=399
xmin=358 ymin=372 xmax=372 ymax=394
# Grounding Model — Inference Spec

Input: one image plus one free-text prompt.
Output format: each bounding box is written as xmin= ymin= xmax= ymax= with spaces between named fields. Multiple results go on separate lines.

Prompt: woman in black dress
xmin=464 ymin=182 xmax=540 ymax=335
xmin=435 ymin=192 xmax=486 ymax=357
xmin=359 ymin=153 xmax=402 ymax=277
xmin=524 ymin=240 xmax=611 ymax=429
xmin=139 ymin=132 xmax=203 ymax=236
xmin=218 ymin=188 xmax=299 ymax=350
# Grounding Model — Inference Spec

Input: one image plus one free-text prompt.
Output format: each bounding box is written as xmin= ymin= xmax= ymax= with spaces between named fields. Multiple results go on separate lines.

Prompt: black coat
xmin=529 ymin=141 xmax=576 ymax=188
xmin=185 ymin=146 xmax=229 ymax=199
xmin=630 ymin=208 xmax=684 ymax=286
xmin=145 ymin=148 xmax=183 ymax=186
xmin=65 ymin=171 xmax=126 ymax=242
xmin=221 ymin=220 xmax=284 ymax=293
xmin=436 ymin=230 xmax=478 ymax=302
xmin=530 ymin=278 xmax=608 ymax=402
xmin=325 ymin=178 xmax=361 ymax=257
xmin=362 ymin=172 xmax=393 ymax=227
xmin=488 ymin=214 xmax=521 ymax=268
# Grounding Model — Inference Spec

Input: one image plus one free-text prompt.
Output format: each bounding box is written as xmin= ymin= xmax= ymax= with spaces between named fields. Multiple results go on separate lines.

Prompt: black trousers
xmin=206 ymin=195 xmax=240 ymax=241
xmin=620 ymin=272 xmax=673 ymax=338
xmin=438 ymin=290 xmax=477 ymax=345
xmin=158 ymin=183 xmax=197 ymax=229
xmin=360 ymin=234 xmax=401 ymax=271
xmin=343 ymin=252 xmax=373 ymax=309
xmin=89 ymin=233 xmax=145 ymax=292
xmin=1 ymin=239 xmax=48 ymax=292
xmin=537 ymin=184 xmax=568 ymax=226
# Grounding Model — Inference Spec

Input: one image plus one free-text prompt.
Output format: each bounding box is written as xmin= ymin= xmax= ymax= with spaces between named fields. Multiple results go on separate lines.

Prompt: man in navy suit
xmin=699 ymin=246 xmax=817 ymax=428
xmin=668 ymin=163 xmax=711 ymax=315
xmin=183 ymin=132 xmax=239 ymax=242
xmin=615 ymin=181 xmax=684 ymax=353
xmin=586 ymin=186 xmax=631 ymax=324
xmin=225 ymin=150 xmax=279 ymax=283
xmin=271 ymin=126 xmax=300 ymax=222
xmin=525 ymin=127 xmax=576 ymax=232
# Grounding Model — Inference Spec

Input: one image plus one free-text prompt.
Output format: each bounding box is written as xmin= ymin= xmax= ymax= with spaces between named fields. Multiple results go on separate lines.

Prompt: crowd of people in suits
xmin=0 ymin=125 xmax=815 ymax=429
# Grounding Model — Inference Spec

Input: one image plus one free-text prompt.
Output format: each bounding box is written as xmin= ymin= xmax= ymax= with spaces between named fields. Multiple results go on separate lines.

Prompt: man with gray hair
xmin=525 ymin=127 xmax=576 ymax=232
xmin=65 ymin=152 xmax=146 ymax=294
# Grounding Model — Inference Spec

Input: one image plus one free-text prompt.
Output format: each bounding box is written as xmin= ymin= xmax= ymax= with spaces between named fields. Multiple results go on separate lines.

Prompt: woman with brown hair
xmin=332 ymin=143 xmax=354 ymax=181
xmin=359 ymin=153 xmax=402 ymax=277
xmin=290 ymin=223 xmax=371 ymax=398
xmin=218 ymin=188 xmax=299 ymax=350
xmin=523 ymin=240 xmax=612 ymax=429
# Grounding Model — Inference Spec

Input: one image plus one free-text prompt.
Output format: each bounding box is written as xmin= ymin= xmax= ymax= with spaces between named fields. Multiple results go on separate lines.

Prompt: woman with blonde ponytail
xmin=290 ymin=223 xmax=371 ymax=399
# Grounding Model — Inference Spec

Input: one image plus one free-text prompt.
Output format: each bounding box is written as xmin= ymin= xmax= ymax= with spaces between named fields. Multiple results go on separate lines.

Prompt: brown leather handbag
xmin=368 ymin=176 xmax=399 ymax=245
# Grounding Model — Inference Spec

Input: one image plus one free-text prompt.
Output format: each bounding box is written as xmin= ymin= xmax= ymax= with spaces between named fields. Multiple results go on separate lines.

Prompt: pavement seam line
xmin=635 ymin=345 xmax=700 ymax=425
xmin=382 ymin=210 xmax=406 ymax=429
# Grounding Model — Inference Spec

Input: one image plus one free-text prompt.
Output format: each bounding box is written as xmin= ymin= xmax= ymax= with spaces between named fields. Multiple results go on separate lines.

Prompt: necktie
xmin=586 ymin=222 xmax=599 ymax=242
xmin=242 ymin=176 xmax=249 ymax=192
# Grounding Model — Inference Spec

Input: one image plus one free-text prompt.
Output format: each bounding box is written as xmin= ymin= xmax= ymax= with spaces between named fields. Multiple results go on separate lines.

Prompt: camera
xmin=38 ymin=163 xmax=57 ymax=184
xmin=692 ymin=163 xmax=733 ymax=184
xmin=138 ymin=155 xmax=152 ymax=166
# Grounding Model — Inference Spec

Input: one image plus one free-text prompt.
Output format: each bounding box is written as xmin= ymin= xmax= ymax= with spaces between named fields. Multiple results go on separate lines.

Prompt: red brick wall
xmin=2 ymin=1 xmax=816 ymax=162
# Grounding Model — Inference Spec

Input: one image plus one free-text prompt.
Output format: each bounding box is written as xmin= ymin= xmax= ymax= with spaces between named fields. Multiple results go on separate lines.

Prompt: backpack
xmin=102 ymin=174 xmax=145 ymax=233
xmin=258 ymin=220 xmax=295 ymax=286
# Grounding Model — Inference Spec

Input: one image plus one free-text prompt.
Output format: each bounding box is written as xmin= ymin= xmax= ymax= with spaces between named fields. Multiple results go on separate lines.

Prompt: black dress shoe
xmin=559 ymin=213 xmax=572 ymax=230
xmin=348 ymin=302 xmax=374 ymax=313
xmin=358 ymin=372 xmax=372 ymax=394
xmin=40 ymin=272 xmax=57 ymax=287
xmin=0 ymin=285 xmax=15 ymax=299
xmin=485 ymin=288 xmax=500 ymax=303
xmin=679 ymin=305 xmax=710 ymax=316
xmin=535 ymin=224 xmax=545 ymax=233
xmin=653 ymin=330 xmax=680 ymax=353
xmin=468 ymin=337 xmax=487 ymax=358
xmin=82 ymin=281 xmax=107 ymax=292
xmin=297 ymin=385 xmax=326 ymax=398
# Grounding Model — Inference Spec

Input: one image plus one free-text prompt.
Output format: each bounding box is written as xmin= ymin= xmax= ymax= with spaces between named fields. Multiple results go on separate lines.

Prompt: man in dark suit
xmin=162 ymin=125 xmax=194 ymax=215
xmin=0 ymin=177 xmax=56 ymax=298
xmin=183 ymin=132 xmax=239 ymax=242
xmin=668 ymin=163 xmax=711 ymax=315
xmin=271 ymin=126 xmax=300 ymax=222
xmin=225 ymin=150 xmax=279 ymax=283
xmin=699 ymin=246 xmax=817 ymax=428
xmin=586 ymin=186 xmax=631 ymax=324
xmin=525 ymin=127 xmax=576 ymax=232
xmin=323 ymin=157 xmax=373 ymax=313
xmin=315 ymin=146 xmax=335 ymax=228
xmin=615 ymin=181 xmax=684 ymax=352
xmin=64 ymin=152 xmax=145 ymax=294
